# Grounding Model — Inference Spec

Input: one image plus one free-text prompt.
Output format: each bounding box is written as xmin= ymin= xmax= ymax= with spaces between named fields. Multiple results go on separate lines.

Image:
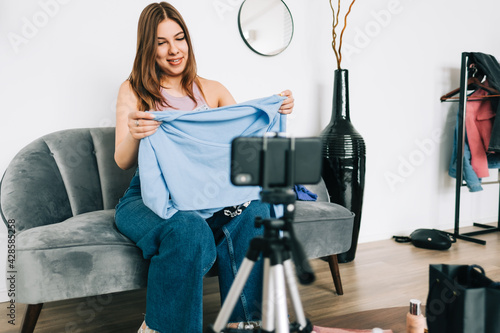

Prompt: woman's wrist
xmin=115 ymin=132 xmax=140 ymax=170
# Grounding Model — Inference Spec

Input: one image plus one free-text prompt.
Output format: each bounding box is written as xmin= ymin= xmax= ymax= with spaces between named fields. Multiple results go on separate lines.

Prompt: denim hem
xmin=145 ymin=317 xmax=162 ymax=333
xmin=448 ymin=170 xmax=484 ymax=192
xmin=468 ymin=184 xmax=484 ymax=192
xmin=203 ymin=258 xmax=217 ymax=276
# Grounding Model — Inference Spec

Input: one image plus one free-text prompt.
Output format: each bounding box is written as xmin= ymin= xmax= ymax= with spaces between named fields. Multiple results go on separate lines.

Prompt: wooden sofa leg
xmin=327 ymin=255 xmax=344 ymax=295
xmin=21 ymin=303 xmax=43 ymax=333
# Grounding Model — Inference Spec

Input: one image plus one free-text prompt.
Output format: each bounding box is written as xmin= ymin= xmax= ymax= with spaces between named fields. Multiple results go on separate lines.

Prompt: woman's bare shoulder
xmin=197 ymin=77 xmax=236 ymax=107
xmin=197 ymin=77 xmax=225 ymax=92
xmin=117 ymin=80 xmax=138 ymax=112
xmin=118 ymin=80 xmax=134 ymax=96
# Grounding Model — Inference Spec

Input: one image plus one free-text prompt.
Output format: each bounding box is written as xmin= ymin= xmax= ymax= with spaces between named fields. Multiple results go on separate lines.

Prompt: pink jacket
xmin=466 ymin=87 xmax=496 ymax=178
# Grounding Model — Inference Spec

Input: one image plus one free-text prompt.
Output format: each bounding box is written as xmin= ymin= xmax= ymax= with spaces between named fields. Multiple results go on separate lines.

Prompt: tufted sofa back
xmin=0 ymin=128 xmax=135 ymax=232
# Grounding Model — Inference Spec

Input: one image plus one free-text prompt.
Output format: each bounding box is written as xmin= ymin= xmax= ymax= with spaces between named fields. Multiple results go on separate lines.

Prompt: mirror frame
xmin=237 ymin=0 xmax=294 ymax=57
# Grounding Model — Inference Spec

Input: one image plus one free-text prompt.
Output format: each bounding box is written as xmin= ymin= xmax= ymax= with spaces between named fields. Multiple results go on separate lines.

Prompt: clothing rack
xmin=444 ymin=52 xmax=500 ymax=245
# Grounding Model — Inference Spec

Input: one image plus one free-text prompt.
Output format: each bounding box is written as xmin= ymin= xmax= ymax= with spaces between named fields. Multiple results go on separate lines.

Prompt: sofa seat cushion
xmin=18 ymin=209 xmax=135 ymax=250
xmin=15 ymin=209 xmax=149 ymax=304
xmin=293 ymin=201 xmax=354 ymax=259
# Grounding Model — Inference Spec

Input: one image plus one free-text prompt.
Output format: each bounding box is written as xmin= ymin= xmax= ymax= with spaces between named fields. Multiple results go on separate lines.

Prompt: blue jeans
xmin=115 ymin=172 xmax=268 ymax=332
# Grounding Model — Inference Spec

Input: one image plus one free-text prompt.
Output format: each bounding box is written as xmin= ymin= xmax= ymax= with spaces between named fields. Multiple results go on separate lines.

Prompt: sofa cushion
xmin=15 ymin=209 xmax=148 ymax=304
xmin=293 ymin=201 xmax=354 ymax=259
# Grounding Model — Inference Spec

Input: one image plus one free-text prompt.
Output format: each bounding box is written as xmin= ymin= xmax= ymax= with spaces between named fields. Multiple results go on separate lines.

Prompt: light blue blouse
xmin=139 ymin=95 xmax=287 ymax=219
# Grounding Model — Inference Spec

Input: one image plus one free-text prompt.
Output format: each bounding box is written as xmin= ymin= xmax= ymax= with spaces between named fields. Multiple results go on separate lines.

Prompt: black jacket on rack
xmin=469 ymin=52 xmax=500 ymax=152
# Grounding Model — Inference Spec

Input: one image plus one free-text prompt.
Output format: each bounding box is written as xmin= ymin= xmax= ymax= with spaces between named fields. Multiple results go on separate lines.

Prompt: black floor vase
xmin=320 ymin=69 xmax=366 ymax=263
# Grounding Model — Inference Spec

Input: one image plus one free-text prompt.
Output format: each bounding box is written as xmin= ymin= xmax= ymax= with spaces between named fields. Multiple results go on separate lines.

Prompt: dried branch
xmin=335 ymin=0 xmax=341 ymax=30
xmin=329 ymin=0 xmax=357 ymax=69
xmin=329 ymin=0 xmax=340 ymax=69
xmin=338 ymin=0 xmax=357 ymax=67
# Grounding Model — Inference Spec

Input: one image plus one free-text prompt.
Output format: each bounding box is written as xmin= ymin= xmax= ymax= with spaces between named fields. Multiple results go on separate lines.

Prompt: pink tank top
xmin=158 ymin=82 xmax=209 ymax=111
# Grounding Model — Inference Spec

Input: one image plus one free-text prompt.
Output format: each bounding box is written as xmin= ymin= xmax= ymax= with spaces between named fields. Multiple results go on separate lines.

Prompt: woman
xmin=114 ymin=2 xmax=294 ymax=332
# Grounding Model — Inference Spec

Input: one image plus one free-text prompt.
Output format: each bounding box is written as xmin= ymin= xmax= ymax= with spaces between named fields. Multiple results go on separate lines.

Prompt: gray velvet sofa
xmin=0 ymin=127 xmax=354 ymax=333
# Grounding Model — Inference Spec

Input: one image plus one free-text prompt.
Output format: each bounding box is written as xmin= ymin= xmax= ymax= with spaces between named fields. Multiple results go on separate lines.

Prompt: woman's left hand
xmin=278 ymin=90 xmax=294 ymax=114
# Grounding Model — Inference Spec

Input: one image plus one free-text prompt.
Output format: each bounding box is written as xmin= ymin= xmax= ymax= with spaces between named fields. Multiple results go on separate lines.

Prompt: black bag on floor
xmin=393 ymin=229 xmax=456 ymax=250
xmin=426 ymin=264 xmax=500 ymax=333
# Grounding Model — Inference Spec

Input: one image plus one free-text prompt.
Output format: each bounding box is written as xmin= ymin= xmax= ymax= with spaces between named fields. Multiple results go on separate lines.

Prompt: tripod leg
xmin=261 ymin=258 xmax=275 ymax=332
xmin=284 ymin=259 xmax=307 ymax=330
xmin=271 ymin=264 xmax=290 ymax=333
xmin=212 ymin=258 xmax=255 ymax=332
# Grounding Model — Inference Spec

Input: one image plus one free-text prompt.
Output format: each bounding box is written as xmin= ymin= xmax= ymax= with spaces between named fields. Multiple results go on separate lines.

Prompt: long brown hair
xmin=129 ymin=2 xmax=201 ymax=110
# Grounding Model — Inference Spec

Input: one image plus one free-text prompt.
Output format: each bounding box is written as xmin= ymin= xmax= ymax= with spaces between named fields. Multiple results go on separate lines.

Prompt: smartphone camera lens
xmin=234 ymin=173 xmax=252 ymax=185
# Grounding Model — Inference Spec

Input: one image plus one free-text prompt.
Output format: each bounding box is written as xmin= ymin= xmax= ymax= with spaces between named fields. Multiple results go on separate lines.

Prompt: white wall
xmin=1 ymin=0 xmax=499 ymax=301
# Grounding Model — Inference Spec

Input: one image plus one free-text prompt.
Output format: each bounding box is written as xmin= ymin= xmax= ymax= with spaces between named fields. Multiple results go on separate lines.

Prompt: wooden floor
xmin=1 ymin=225 xmax=499 ymax=332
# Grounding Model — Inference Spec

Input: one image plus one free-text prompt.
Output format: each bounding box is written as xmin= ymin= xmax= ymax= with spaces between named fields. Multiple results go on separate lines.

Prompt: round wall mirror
xmin=238 ymin=0 xmax=294 ymax=56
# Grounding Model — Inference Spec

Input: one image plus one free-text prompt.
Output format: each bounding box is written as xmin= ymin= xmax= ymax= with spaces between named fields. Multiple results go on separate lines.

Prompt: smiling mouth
xmin=168 ymin=58 xmax=183 ymax=65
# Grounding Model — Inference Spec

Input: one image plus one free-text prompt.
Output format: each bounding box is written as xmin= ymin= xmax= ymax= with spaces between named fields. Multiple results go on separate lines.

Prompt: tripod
xmin=206 ymin=187 xmax=315 ymax=333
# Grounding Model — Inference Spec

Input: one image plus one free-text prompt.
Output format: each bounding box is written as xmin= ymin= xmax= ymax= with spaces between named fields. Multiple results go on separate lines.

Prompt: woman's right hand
xmin=115 ymin=81 xmax=160 ymax=170
xmin=128 ymin=111 xmax=161 ymax=140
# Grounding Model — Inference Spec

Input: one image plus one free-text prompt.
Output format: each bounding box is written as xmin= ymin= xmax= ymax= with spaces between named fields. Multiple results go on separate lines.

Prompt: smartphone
xmin=230 ymin=136 xmax=322 ymax=187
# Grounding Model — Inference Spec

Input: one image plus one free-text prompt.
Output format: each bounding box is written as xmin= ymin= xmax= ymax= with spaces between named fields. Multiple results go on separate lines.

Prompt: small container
xmin=406 ymin=299 xmax=427 ymax=333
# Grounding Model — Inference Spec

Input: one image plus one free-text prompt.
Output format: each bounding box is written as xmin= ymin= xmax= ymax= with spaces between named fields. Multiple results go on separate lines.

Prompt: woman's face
xmin=156 ymin=19 xmax=189 ymax=78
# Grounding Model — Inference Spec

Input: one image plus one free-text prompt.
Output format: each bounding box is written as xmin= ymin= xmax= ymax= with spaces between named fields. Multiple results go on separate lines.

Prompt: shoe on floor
xmin=227 ymin=321 xmax=262 ymax=330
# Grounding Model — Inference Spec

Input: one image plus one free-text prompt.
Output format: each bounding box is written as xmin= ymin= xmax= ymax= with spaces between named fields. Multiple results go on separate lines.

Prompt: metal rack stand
xmin=446 ymin=52 xmax=500 ymax=245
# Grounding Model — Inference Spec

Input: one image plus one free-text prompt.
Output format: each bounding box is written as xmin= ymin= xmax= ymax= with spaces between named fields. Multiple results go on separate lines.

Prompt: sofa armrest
xmin=303 ymin=178 xmax=330 ymax=203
